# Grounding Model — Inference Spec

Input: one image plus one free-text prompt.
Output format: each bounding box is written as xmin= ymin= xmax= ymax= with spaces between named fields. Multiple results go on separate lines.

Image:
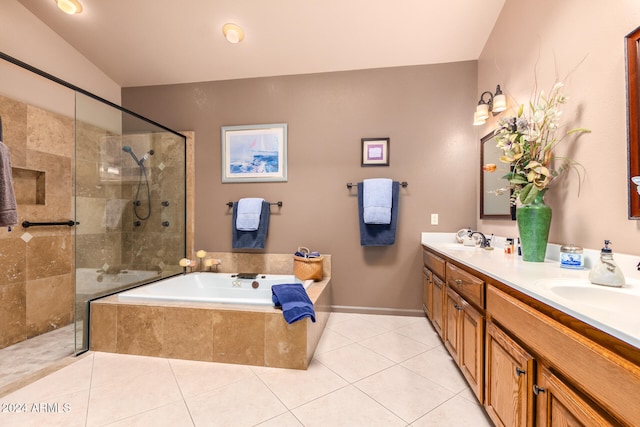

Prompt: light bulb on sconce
xmin=632 ymin=176 xmax=640 ymax=195
xmin=473 ymin=85 xmax=507 ymax=126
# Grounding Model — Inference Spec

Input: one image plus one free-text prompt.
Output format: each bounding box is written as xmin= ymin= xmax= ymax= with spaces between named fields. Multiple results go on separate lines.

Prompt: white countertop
xmin=421 ymin=232 xmax=640 ymax=350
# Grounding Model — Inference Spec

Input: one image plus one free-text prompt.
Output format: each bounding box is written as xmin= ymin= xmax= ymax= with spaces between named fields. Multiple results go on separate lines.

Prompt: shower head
xmin=139 ymin=149 xmax=155 ymax=164
xmin=122 ymin=145 xmax=140 ymax=165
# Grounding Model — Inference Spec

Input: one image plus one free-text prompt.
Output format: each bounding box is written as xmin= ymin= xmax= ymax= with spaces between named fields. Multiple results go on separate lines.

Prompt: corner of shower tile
xmin=90 ymin=303 xmax=117 ymax=353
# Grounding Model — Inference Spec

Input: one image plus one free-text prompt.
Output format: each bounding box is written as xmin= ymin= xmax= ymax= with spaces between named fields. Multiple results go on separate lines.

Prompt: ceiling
xmin=17 ymin=0 xmax=504 ymax=88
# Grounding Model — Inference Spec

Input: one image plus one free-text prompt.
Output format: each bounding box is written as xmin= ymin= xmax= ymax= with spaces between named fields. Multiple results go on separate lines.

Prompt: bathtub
xmin=118 ymin=272 xmax=312 ymax=306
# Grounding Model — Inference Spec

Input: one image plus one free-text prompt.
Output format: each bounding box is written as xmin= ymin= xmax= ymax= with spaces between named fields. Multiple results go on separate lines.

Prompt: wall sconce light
xmin=55 ymin=0 xmax=83 ymax=15
xmin=222 ymin=23 xmax=244 ymax=44
xmin=632 ymin=176 xmax=640 ymax=195
xmin=473 ymin=85 xmax=507 ymax=126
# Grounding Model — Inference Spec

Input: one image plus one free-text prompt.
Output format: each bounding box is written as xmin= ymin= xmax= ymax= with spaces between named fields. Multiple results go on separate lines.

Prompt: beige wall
xmin=122 ymin=62 xmax=479 ymax=312
xmin=0 ymin=0 xmax=121 ymax=107
xmin=477 ymin=0 xmax=640 ymax=256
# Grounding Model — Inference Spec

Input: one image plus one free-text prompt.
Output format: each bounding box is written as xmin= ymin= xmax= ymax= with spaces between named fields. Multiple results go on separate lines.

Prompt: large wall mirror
xmin=480 ymin=131 xmax=515 ymax=219
xmin=626 ymin=26 xmax=640 ymax=219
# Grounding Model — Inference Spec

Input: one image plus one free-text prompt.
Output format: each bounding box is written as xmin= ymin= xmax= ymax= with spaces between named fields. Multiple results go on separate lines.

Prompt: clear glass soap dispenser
xmin=588 ymin=240 xmax=625 ymax=287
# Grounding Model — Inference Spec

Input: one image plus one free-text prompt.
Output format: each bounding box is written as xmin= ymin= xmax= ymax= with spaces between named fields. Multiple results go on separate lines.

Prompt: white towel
xmin=235 ymin=198 xmax=264 ymax=231
xmin=363 ymin=178 xmax=392 ymax=224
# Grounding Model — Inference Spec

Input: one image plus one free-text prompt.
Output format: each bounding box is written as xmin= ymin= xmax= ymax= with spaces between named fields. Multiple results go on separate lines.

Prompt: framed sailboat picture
xmin=221 ymin=123 xmax=288 ymax=183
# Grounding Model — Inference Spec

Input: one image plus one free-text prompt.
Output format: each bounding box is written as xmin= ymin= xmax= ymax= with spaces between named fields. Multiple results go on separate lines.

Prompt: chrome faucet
xmin=467 ymin=228 xmax=492 ymax=248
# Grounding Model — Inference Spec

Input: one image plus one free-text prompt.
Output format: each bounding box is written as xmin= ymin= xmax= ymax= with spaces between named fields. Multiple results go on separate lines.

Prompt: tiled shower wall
xmin=0 ymin=94 xmax=74 ymax=349
xmin=0 ymin=93 xmax=188 ymax=351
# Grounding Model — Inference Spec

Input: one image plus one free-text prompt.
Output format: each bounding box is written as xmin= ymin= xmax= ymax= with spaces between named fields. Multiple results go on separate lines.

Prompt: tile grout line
xmin=83 ymin=353 xmax=95 ymax=427
xmin=166 ymin=358 xmax=197 ymax=427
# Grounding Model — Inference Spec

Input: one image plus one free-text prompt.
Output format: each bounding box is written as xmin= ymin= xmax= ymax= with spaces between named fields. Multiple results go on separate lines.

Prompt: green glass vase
xmin=516 ymin=190 xmax=552 ymax=262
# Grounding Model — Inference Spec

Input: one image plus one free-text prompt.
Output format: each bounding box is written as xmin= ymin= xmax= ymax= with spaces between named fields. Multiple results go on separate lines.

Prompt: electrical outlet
xmin=431 ymin=213 xmax=439 ymax=225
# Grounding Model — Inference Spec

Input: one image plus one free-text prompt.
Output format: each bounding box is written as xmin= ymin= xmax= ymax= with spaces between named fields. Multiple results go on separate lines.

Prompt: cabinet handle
xmin=515 ymin=367 xmax=526 ymax=377
xmin=533 ymin=385 xmax=546 ymax=395
xmin=455 ymin=279 xmax=463 ymax=285
xmin=453 ymin=304 xmax=463 ymax=311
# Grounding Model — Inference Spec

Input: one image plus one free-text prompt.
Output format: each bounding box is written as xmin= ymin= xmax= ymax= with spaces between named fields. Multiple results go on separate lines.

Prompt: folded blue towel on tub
xmin=272 ymin=283 xmax=316 ymax=324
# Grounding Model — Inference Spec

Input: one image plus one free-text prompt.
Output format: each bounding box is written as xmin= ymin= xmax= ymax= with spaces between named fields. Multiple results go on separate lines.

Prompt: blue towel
xmin=232 ymin=201 xmax=270 ymax=249
xmin=235 ymin=198 xmax=264 ymax=231
xmin=363 ymin=178 xmax=392 ymax=224
xmin=272 ymin=283 xmax=316 ymax=324
xmin=358 ymin=181 xmax=399 ymax=246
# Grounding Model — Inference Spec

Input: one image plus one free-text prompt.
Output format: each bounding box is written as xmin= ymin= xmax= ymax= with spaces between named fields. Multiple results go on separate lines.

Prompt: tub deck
xmin=89 ymin=276 xmax=331 ymax=370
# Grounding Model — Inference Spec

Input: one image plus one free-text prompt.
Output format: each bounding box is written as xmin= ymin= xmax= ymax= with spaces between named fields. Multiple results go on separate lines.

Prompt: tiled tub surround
xmin=90 ymin=252 xmax=332 ymax=369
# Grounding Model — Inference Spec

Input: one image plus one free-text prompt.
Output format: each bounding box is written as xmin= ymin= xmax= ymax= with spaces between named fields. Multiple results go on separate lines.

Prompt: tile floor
xmin=0 ymin=312 xmax=492 ymax=426
xmin=0 ymin=323 xmax=76 ymax=390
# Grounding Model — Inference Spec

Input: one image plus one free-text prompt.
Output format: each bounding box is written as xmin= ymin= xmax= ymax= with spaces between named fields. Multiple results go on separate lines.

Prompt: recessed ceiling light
xmin=55 ymin=0 xmax=83 ymax=15
xmin=222 ymin=23 xmax=244 ymax=44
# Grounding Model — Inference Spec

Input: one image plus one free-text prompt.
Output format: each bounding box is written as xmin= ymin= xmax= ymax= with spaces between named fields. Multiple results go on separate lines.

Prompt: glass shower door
xmin=74 ymin=92 xmax=186 ymax=354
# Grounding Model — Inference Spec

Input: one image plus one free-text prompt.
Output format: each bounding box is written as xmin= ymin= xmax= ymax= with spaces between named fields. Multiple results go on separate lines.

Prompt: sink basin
xmin=535 ymin=278 xmax=640 ymax=312
xmin=441 ymin=243 xmax=480 ymax=251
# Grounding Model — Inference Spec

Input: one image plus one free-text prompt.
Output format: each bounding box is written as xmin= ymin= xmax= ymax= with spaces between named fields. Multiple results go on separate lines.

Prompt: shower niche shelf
xmin=12 ymin=167 xmax=46 ymax=205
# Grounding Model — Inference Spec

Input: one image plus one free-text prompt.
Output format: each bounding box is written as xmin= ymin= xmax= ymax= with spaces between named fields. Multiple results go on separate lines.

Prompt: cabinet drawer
xmin=423 ymin=249 xmax=445 ymax=279
xmin=446 ymin=263 xmax=484 ymax=309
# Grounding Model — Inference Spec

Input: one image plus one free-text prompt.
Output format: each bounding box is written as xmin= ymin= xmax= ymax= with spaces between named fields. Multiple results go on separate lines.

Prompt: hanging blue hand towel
xmin=363 ymin=178 xmax=393 ymax=224
xmin=236 ymin=198 xmax=264 ymax=231
xmin=232 ymin=201 xmax=270 ymax=249
xmin=358 ymin=181 xmax=399 ymax=246
xmin=272 ymin=283 xmax=316 ymax=324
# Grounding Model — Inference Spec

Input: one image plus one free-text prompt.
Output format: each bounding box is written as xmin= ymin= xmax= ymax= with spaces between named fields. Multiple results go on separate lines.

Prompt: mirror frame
xmin=480 ymin=131 xmax=516 ymax=220
xmin=626 ymin=26 xmax=640 ymax=219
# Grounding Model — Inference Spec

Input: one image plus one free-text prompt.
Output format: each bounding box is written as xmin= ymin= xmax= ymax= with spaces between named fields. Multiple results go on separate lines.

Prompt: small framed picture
xmin=361 ymin=138 xmax=390 ymax=167
xmin=221 ymin=123 xmax=287 ymax=183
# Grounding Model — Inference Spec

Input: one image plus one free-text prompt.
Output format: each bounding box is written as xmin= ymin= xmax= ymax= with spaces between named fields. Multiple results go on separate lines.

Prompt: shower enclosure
xmin=74 ymin=92 xmax=186 ymax=354
xmin=0 ymin=52 xmax=186 ymax=362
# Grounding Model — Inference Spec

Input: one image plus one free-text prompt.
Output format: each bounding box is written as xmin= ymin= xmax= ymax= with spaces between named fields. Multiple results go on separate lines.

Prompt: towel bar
xmin=22 ymin=220 xmax=78 ymax=228
xmin=346 ymin=181 xmax=408 ymax=189
xmin=226 ymin=201 xmax=283 ymax=207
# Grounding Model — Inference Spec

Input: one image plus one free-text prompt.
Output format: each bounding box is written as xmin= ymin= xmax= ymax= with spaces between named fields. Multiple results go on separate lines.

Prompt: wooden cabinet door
xmin=485 ymin=320 xmax=535 ymax=427
xmin=432 ymin=274 xmax=445 ymax=339
xmin=535 ymin=366 xmax=622 ymax=427
xmin=422 ymin=267 xmax=433 ymax=320
xmin=444 ymin=285 xmax=462 ymax=361
xmin=460 ymin=298 xmax=484 ymax=402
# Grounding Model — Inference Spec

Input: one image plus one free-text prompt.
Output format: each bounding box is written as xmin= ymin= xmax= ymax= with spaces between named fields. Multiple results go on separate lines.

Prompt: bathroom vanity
xmin=421 ymin=233 xmax=640 ymax=427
